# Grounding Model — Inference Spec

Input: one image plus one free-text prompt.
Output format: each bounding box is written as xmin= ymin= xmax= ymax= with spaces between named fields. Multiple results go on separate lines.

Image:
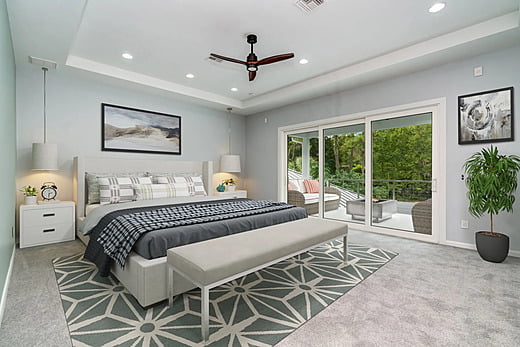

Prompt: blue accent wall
xmin=0 ymin=0 xmax=17 ymax=320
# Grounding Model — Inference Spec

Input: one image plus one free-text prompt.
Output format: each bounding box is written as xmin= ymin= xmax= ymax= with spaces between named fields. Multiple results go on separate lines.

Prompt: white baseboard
xmin=509 ymin=249 xmax=520 ymax=258
xmin=441 ymin=239 xmax=520 ymax=258
xmin=0 ymin=245 xmax=15 ymax=329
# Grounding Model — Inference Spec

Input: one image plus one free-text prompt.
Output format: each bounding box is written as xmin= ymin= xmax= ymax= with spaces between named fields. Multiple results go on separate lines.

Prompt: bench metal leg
xmin=201 ymin=286 xmax=210 ymax=341
xmin=168 ymin=266 xmax=173 ymax=307
xmin=343 ymin=234 xmax=348 ymax=264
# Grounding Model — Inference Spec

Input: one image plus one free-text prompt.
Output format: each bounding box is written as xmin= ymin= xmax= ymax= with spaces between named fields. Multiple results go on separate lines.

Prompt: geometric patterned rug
xmin=53 ymin=241 xmax=397 ymax=346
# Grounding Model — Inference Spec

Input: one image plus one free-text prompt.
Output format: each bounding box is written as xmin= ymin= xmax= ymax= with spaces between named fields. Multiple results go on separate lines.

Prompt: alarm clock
xmin=41 ymin=182 xmax=58 ymax=201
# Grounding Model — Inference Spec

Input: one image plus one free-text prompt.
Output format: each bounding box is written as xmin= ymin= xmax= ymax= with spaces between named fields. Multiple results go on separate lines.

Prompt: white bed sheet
xmin=85 ymin=204 xmax=100 ymax=216
xmin=80 ymin=195 xmax=233 ymax=235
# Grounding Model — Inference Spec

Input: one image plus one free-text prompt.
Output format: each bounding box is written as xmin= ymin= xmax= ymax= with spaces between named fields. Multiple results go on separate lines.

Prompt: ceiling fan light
xmin=247 ymin=66 xmax=257 ymax=72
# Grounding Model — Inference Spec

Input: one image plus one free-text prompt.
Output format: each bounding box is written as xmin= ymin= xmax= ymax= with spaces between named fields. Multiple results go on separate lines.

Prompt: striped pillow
xmin=86 ymin=172 xmax=148 ymax=204
xmin=156 ymin=176 xmax=207 ymax=196
xmin=303 ymin=179 xmax=320 ymax=193
xmin=133 ymin=183 xmax=190 ymax=200
xmin=98 ymin=176 xmax=152 ymax=204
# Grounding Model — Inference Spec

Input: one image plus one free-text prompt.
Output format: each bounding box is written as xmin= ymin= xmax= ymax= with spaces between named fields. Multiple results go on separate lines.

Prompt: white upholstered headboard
xmin=73 ymin=156 xmax=213 ymax=220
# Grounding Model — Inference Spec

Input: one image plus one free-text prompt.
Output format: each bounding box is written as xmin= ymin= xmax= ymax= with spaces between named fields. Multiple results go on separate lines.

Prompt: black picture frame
xmin=458 ymin=87 xmax=514 ymax=145
xmin=101 ymin=103 xmax=181 ymax=155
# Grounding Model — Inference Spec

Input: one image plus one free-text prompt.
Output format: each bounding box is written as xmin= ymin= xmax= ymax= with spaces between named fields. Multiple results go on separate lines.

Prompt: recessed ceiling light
xmin=185 ymin=73 xmax=195 ymax=79
xmin=121 ymin=52 xmax=133 ymax=60
xmin=230 ymin=87 xmax=238 ymax=92
xmin=428 ymin=2 xmax=446 ymax=13
xmin=299 ymin=58 xmax=309 ymax=65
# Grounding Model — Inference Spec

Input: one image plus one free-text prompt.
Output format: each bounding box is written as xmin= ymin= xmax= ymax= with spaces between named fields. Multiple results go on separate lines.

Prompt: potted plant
xmin=463 ymin=145 xmax=520 ymax=263
xmin=222 ymin=178 xmax=236 ymax=192
xmin=20 ymin=185 xmax=38 ymax=205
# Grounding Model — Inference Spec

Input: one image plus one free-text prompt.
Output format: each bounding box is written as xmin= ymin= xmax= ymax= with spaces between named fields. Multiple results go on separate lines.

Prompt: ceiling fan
xmin=210 ymin=34 xmax=294 ymax=81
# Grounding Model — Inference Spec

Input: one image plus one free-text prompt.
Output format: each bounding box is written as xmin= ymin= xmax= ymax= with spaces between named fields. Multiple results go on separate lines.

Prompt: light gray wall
xmin=15 ymin=65 xmax=246 ymax=209
xmin=0 ymin=0 xmax=16 ymax=319
xmin=245 ymin=44 xmax=520 ymax=251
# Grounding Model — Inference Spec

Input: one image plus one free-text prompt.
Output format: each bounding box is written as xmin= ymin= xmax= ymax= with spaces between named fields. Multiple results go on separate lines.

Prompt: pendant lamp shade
xmin=220 ymin=154 xmax=241 ymax=173
xmin=31 ymin=63 xmax=59 ymax=171
xmin=32 ymin=143 xmax=58 ymax=170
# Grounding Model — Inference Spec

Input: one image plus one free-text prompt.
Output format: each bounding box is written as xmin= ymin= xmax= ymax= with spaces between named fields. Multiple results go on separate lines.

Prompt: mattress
xmin=85 ymin=203 xmax=100 ymax=216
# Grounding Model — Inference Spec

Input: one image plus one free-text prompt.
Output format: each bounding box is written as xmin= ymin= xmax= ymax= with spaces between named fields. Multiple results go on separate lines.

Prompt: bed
xmin=73 ymin=156 xmax=306 ymax=307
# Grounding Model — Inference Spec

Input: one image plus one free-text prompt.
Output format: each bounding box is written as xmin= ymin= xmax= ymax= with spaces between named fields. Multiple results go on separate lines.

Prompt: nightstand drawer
xmin=21 ymin=223 xmax=74 ymax=247
xmin=23 ymin=206 xmax=72 ymax=227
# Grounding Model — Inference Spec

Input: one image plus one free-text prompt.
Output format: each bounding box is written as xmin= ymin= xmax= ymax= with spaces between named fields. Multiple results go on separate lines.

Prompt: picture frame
xmin=458 ymin=87 xmax=514 ymax=145
xmin=102 ymin=103 xmax=181 ymax=155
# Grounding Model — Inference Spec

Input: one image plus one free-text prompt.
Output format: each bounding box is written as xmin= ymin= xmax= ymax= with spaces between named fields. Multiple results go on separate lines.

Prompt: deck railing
xmin=326 ymin=178 xmax=432 ymax=202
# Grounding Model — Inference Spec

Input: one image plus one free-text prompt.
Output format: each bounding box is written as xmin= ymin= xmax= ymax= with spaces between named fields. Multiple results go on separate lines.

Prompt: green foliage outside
xmin=287 ymin=123 xmax=433 ymax=202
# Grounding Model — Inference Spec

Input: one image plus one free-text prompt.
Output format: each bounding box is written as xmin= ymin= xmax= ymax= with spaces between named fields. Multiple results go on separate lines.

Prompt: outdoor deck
xmin=323 ymin=207 xmax=414 ymax=232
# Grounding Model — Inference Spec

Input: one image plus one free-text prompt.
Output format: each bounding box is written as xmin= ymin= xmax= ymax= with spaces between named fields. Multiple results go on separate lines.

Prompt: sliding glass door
xmin=281 ymin=102 xmax=441 ymax=242
xmin=323 ymin=123 xmax=365 ymax=223
xmin=369 ymin=112 xmax=432 ymax=234
xmin=286 ymin=129 xmax=320 ymax=216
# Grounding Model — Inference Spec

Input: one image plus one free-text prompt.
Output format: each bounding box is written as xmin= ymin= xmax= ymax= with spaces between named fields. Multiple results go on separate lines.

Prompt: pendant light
xmin=32 ymin=65 xmax=58 ymax=170
xmin=220 ymin=108 xmax=241 ymax=173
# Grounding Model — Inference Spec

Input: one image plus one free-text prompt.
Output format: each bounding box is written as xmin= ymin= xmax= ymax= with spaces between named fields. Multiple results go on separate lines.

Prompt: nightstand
xmin=19 ymin=201 xmax=75 ymax=248
xmin=214 ymin=190 xmax=247 ymax=199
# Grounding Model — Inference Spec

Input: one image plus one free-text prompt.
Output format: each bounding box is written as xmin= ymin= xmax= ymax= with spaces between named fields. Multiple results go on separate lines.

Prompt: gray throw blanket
xmin=98 ymin=199 xmax=296 ymax=267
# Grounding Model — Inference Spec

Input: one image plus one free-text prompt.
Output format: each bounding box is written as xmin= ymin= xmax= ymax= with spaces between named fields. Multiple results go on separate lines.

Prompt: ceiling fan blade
xmin=257 ymin=53 xmax=295 ymax=66
xmin=210 ymin=53 xmax=247 ymax=66
xmin=249 ymin=70 xmax=257 ymax=81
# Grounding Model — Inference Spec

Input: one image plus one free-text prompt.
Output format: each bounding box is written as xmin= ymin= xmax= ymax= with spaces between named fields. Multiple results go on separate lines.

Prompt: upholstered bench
xmin=166 ymin=217 xmax=348 ymax=341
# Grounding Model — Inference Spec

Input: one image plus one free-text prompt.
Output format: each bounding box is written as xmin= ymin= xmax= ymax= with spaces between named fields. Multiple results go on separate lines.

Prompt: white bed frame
xmin=73 ymin=156 xmax=213 ymax=307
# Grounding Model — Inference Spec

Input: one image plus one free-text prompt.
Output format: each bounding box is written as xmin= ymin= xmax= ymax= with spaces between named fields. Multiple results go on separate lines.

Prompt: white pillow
xmin=289 ymin=179 xmax=306 ymax=193
xmin=156 ymin=176 xmax=207 ymax=196
xmin=86 ymin=172 xmax=148 ymax=204
xmin=133 ymin=183 xmax=190 ymax=201
xmin=98 ymin=176 xmax=152 ymax=204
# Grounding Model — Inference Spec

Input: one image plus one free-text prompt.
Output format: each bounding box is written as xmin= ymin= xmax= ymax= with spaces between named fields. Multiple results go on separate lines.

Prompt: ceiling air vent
xmin=295 ymin=0 xmax=325 ymax=13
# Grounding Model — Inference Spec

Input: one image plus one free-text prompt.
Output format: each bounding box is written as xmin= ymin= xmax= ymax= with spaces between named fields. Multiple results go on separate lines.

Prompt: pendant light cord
xmin=43 ymin=67 xmax=48 ymax=144
xmin=227 ymin=107 xmax=232 ymax=154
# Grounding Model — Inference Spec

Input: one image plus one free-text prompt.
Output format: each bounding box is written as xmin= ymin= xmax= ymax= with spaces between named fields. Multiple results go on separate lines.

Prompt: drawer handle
xmin=43 ymin=228 xmax=55 ymax=233
xmin=43 ymin=213 xmax=55 ymax=217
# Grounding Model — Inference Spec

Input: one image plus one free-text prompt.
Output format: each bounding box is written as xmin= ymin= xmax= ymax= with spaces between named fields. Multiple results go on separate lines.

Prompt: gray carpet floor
xmin=0 ymin=229 xmax=519 ymax=347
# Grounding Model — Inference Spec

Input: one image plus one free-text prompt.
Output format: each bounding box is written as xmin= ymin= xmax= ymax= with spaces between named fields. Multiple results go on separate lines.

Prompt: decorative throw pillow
xmin=185 ymin=176 xmax=207 ymax=196
xmin=296 ymin=179 xmax=306 ymax=192
xmin=155 ymin=176 xmax=207 ymax=196
xmin=288 ymin=180 xmax=299 ymax=191
xmin=303 ymin=179 xmax=320 ymax=193
xmin=98 ymin=177 xmax=135 ymax=205
xmin=133 ymin=183 xmax=190 ymax=200
xmin=150 ymin=172 xmax=200 ymax=183
xmin=86 ymin=172 xmax=148 ymax=204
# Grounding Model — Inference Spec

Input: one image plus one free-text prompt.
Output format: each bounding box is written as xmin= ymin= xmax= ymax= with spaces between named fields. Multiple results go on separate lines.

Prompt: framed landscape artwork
xmin=458 ymin=87 xmax=514 ymax=145
xmin=102 ymin=103 xmax=181 ymax=155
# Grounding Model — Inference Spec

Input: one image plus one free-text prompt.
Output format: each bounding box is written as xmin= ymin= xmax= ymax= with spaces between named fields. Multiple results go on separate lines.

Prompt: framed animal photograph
xmin=102 ymin=103 xmax=181 ymax=155
xmin=458 ymin=87 xmax=514 ymax=145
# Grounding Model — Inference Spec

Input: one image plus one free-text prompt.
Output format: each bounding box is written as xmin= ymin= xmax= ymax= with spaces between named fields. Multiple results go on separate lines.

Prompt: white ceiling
xmin=7 ymin=0 xmax=520 ymax=115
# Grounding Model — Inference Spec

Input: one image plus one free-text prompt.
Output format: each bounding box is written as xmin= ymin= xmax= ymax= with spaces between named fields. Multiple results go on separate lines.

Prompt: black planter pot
xmin=475 ymin=231 xmax=509 ymax=263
